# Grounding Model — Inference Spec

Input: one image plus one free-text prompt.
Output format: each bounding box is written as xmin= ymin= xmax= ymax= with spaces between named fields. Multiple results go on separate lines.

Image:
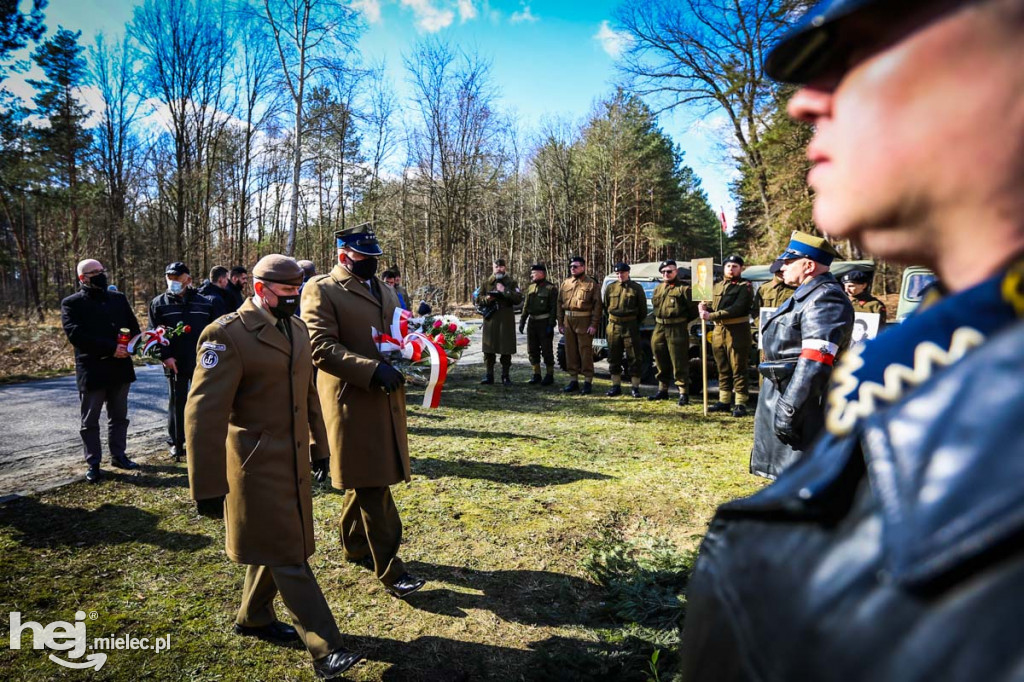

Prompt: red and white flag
xmin=719 ymin=208 xmax=728 ymax=234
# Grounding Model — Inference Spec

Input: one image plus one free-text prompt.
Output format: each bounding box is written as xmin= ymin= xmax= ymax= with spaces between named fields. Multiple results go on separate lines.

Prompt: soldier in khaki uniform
xmin=186 ymin=255 xmax=362 ymax=680
xmin=649 ymin=260 xmax=697 ymax=405
xmin=519 ymin=263 xmax=557 ymax=385
xmin=841 ymin=270 xmax=887 ymax=331
xmin=755 ymin=262 xmax=796 ymax=312
xmin=603 ymin=262 xmax=647 ymax=398
xmin=301 ymin=225 xmax=426 ymax=601
xmin=700 ymin=254 xmax=755 ymax=416
xmin=557 ymin=256 xmax=602 ymax=394
xmin=476 ymin=258 xmax=523 ymax=386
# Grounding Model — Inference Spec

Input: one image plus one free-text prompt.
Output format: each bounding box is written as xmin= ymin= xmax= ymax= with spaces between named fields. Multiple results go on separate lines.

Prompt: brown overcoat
xmin=301 ymin=264 xmax=411 ymax=490
xmin=477 ymin=274 xmax=522 ymax=355
xmin=185 ymin=298 xmax=330 ymax=566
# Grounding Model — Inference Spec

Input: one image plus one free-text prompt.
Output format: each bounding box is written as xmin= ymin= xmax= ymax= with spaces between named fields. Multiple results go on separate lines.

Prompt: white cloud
xmin=593 ymin=20 xmax=632 ymax=58
xmin=457 ymin=0 xmax=477 ymax=22
xmin=402 ymin=0 xmax=455 ymax=32
xmin=510 ymin=3 xmax=537 ymax=24
xmin=351 ymin=0 xmax=382 ymax=24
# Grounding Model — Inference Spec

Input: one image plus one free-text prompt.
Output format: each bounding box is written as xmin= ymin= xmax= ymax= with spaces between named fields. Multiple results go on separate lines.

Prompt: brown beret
xmin=252 ymin=254 xmax=304 ymax=286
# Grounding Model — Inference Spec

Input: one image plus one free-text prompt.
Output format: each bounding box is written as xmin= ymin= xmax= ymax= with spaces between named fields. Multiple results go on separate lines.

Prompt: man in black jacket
xmin=680 ymin=1 xmax=1024 ymax=680
xmin=225 ymin=266 xmax=248 ymax=311
xmin=61 ymin=259 xmax=142 ymax=482
xmin=197 ymin=265 xmax=233 ymax=317
xmin=149 ymin=262 xmax=217 ymax=461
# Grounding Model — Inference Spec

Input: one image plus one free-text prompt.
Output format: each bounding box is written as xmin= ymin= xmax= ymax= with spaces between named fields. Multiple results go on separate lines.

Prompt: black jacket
xmin=224 ymin=280 xmax=245 ymax=311
xmin=61 ymin=286 xmax=141 ymax=391
xmin=148 ymin=288 xmax=217 ymax=376
xmin=197 ymin=281 xmax=232 ymax=317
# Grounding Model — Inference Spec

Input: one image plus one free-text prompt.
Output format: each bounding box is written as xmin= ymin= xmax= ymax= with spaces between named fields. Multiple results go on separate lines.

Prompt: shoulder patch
xmin=201 ymin=341 xmax=226 ymax=351
xmin=199 ymin=349 xmax=220 ymax=369
xmin=216 ymin=312 xmax=239 ymax=326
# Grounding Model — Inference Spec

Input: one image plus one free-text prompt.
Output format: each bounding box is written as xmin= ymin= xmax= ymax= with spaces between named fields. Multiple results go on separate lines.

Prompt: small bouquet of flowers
xmin=418 ymin=314 xmax=472 ymax=366
xmin=124 ymin=321 xmax=191 ymax=358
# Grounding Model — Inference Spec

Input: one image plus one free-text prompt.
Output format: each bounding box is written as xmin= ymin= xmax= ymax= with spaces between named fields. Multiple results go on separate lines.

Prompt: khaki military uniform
xmin=521 ymin=279 xmax=558 ymax=378
xmin=850 ymin=291 xmax=888 ymax=324
xmin=707 ymin=278 xmax=754 ymax=406
xmin=651 ymin=280 xmax=696 ymax=393
xmin=301 ymin=265 xmax=412 ymax=588
xmin=476 ymin=274 xmax=523 ymax=380
xmin=185 ymin=299 xmax=342 ymax=659
xmin=557 ymin=275 xmax=602 ymax=381
xmin=603 ymin=279 xmax=647 ymax=388
xmin=755 ymin=276 xmax=796 ymax=312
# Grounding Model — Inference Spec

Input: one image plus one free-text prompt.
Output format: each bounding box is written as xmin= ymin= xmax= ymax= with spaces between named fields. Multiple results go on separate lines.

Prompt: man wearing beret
xmin=648 ymin=260 xmax=697 ymax=405
xmin=681 ymin=1 xmax=1024 ymax=679
xmin=557 ymin=256 xmax=602 ymax=394
xmin=186 ymin=255 xmax=361 ymax=679
xmin=149 ymin=261 xmax=218 ymax=462
xmin=301 ymin=224 xmax=427 ymax=600
xmin=476 ymin=258 xmax=523 ymax=386
xmin=602 ymin=262 xmax=647 ymax=397
xmin=699 ymin=254 xmax=754 ymax=416
xmin=519 ymin=263 xmax=558 ymax=386
xmin=750 ymin=233 xmax=853 ymax=478
xmin=841 ymin=270 xmax=887 ymax=331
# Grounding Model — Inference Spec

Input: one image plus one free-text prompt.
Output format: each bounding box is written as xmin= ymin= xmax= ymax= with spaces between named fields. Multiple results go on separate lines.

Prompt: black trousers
xmin=166 ymin=371 xmax=193 ymax=451
xmin=79 ymin=382 xmax=131 ymax=467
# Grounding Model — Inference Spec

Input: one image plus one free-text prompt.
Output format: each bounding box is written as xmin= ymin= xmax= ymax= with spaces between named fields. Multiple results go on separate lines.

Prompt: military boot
xmin=541 ymin=371 xmax=554 ymax=386
xmin=480 ymin=374 xmax=494 ymax=385
xmin=707 ymin=402 xmax=732 ymax=413
xmin=648 ymin=389 xmax=670 ymax=401
xmin=606 ymin=385 xmax=622 ymax=397
xmin=677 ymin=393 xmax=690 ymax=406
xmin=631 ymin=386 xmax=643 ymax=398
xmin=528 ymin=373 xmax=542 ymax=385
xmin=731 ymin=404 xmax=749 ymax=417
xmin=501 ymin=372 xmax=512 ymax=387
xmin=580 ymin=381 xmax=593 ymax=395
xmin=563 ymin=380 xmax=580 ymax=393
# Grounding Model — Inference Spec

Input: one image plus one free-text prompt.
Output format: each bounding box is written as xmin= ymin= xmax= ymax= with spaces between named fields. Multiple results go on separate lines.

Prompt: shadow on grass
xmin=411 ymin=457 xmax=612 ymax=487
xmin=110 ymin=463 xmax=190 ymax=489
xmin=408 ymin=426 xmax=540 ymax=440
xmin=0 ymin=497 xmax=212 ymax=552
xmin=402 ymin=561 xmax=604 ymax=627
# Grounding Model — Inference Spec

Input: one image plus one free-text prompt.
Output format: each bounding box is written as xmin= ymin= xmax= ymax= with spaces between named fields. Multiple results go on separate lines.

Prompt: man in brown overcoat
xmin=186 ymin=254 xmax=361 ymax=680
xmin=475 ymin=258 xmax=523 ymax=386
xmin=301 ymin=224 xmax=427 ymax=600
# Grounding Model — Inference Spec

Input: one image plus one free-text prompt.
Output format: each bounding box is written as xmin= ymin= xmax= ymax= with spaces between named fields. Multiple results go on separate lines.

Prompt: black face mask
xmin=87 ymin=273 xmax=108 ymax=290
xmin=346 ymin=256 xmax=378 ymax=280
xmin=268 ymin=293 xmax=299 ymax=319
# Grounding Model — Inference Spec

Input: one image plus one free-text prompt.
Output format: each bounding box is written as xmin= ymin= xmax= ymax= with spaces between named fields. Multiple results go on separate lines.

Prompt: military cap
xmin=530 ymin=263 xmax=547 ymax=272
xmin=769 ymin=259 xmax=784 ymax=275
xmin=252 ymin=254 xmax=304 ymax=286
xmin=613 ymin=262 xmax=631 ymax=273
xmin=841 ymin=270 xmax=870 ymax=284
xmin=493 ymin=258 xmax=507 ymax=267
xmin=659 ymin=259 xmax=677 ymax=272
xmin=723 ymin=254 xmax=745 ymax=266
xmin=764 ymin=0 xmax=943 ymax=84
xmin=165 ymin=261 xmax=189 ymax=276
xmin=335 ymin=222 xmax=383 ymax=257
xmin=297 ymin=259 xmax=316 ymax=279
xmin=569 ymin=255 xmax=585 ymax=265
xmin=776 ymin=231 xmax=842 ymax=266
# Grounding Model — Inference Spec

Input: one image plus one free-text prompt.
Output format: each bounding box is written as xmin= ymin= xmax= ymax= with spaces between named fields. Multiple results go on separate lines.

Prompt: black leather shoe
xmin=85 ymin=466 xmax=102 ymax=483
xmin=385 ymin=573 xmax=427 ymax=599
xmin=313 ymin=648 xmax=363 ymax=679
xmin=562 ymin=380 xmax=579 ymax=393
xmin=631 ymin=387 xmax=642 ymax=398
xmin=112 ymin=456 xmax=140 ymax=470
xmin=732 ymin=404 xmax=749 ymax=417
xmin=233 ymin=621 xmax=301 ymax=643
xmin=605 ymin=385 xmax=622 ymax=397
xmin=480 ymin=376 xmax=494 ymax=385
xmin=541 ymin=374 xmax=554 ymax=386
xmin=528 ymin=374 xmax=542 ymax=385
xmin=501 ymin=375 xmax=512 ymax=387
xmin=677 ymin=394 xmax=690 ymax=406
xmin=707 ymin=401 xmax=732 ymax=413
xmin=647 ymin=389 xmax=669 ymax=401
xmin=580 ymin=382 xmax=593 ymax=395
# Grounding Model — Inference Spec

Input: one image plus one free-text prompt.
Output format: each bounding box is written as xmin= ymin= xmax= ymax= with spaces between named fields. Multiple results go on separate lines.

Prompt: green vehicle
xmin=896 ymin=266 xmax=937 ymax=322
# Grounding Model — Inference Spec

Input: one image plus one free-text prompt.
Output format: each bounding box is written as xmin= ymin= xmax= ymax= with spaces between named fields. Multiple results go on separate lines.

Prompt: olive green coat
xmin=301 ymin=265 xmax=411 ymax=490
xmin=755 ymin=277 xmax=796 ymax=313
xmin=477 ymin=274 xmax=522 ymax=355
xmin=185 ymin=298 xmax=330 ymax=566
xmin=707 ymin=279 xmax=754 ymax=322
xmin=521 ymin=279 xmax=558 ymax=320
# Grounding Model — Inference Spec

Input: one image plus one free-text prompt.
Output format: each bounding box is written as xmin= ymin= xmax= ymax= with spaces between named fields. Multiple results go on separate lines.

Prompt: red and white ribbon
xmin=409 ymin=331 xmax=448 ymax=408
xmin=127 ymin=327 xmax=171 ymax=355
xmin=371 ymin=318 xmax=450 ymax=408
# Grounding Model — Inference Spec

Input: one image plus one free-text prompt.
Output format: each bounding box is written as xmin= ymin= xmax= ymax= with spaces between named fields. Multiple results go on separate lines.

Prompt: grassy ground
xmin=0 ymin=366 xmax=764 ymax=681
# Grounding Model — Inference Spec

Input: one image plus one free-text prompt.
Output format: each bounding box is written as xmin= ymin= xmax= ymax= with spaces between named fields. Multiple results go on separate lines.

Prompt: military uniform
xmin=755 ymin=275 xmax=796 ymax=311
xmin=557 ymin=266 xmax=602 ymax=392
xmin=649 ymin=269 xmax=696 ymax=403
xmin=476 ymin=272 xmax=523 ymax=384
xmin=603 ymin=266 xmax=647 ymax=396
xmin=850 ymin=291 xmax=887 ymax=322
xmin=185 ymin=255 xmax=353 ymax=669
xmin=519 ymin=267 xmax=557 ymax=385
xmin=706 ymin=275 xmax=754 ymax=411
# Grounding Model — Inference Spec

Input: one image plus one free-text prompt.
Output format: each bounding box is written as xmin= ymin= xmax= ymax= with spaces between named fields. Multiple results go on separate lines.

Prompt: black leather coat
xmin=752 ymin=272 xmax=853 ymax=478
xmin=61 ymin=286 xmax=141 ymax=391
xmin=680 ymin=319 xmax=1024 ymax=682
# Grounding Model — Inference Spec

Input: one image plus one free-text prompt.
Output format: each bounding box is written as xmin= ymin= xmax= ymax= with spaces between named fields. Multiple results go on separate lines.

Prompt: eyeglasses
xmin=660 ymin=268 xmax=676 ymax=274
xmin=82 ymin=268 xmax=106 ymax=277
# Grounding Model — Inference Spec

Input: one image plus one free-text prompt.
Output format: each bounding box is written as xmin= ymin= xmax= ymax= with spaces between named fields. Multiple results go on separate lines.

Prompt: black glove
xmin=196 ymin=496 xmax=225 ymax=519
xmin=311 ymin=458 xmax=330 ymax=483
xmin=773 ymin=400 xmax=801 ymax=447
xmin=372 ymin=362 xmax=405 ymax=392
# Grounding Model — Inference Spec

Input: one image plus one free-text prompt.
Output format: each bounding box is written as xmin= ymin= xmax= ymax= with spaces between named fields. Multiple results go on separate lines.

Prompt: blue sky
xmin=29 ymin=0 xmax=737 ymax=224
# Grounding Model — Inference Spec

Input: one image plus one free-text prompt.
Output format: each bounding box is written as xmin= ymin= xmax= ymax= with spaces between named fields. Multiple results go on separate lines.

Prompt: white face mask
xmin=167 ymin=279 xmax=184 ymax=294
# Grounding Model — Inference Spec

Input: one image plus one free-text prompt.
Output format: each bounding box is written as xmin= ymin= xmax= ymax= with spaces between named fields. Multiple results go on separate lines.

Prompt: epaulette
xmin=217 ymin=312 xmax=240 ymax=326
